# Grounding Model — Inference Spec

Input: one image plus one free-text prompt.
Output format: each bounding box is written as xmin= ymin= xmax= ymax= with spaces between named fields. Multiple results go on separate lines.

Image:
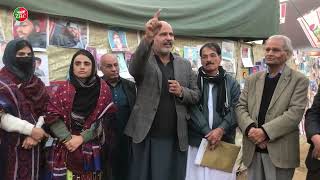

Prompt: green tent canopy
xmin=0 ymin=0 xmax=279 ymax=40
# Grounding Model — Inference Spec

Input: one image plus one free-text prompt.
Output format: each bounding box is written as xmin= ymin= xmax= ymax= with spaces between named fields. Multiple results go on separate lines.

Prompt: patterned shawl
xmin=0 ymin=67 xmax=49 ymax=180
xmin=45 ymin=80 xmax=116 ymax=178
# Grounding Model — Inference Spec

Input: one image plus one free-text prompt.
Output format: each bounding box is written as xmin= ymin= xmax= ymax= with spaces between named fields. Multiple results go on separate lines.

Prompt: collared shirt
xmin=266 ymin=64 xmax=285 ymax=78
xmin=107 ymin=79 xmax=131 ymax=132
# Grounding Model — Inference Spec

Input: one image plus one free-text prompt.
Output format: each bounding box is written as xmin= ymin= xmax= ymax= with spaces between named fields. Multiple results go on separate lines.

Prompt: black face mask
xmin=15 ymin=56 xmax=35 ymax=82
xmin=15 ymin=56 xmax=33 ymax=65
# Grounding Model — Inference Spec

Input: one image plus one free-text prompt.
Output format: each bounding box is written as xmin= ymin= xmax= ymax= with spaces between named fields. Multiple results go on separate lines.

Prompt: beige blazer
xmin=236 ymin=65 xmax=308 ymax=168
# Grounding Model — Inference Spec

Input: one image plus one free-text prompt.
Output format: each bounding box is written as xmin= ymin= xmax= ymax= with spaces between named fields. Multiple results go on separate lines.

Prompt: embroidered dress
xmin=0 ymin=68 xmax=49 ymax=180
xmin=46 ymin=80 xmax=115 ymax=180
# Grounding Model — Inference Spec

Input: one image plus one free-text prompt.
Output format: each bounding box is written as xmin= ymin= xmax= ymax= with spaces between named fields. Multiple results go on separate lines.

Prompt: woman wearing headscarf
xmin=45 ymin=49 xmax=116 ymax=180
xmin=0 ymin=39 xmax=49 ymax=180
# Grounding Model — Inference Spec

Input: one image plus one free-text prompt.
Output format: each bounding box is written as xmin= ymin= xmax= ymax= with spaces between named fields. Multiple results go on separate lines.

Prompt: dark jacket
xmin=305 ymin=88 xmax=320 ymax=171
xmin=102 ymin=77 xmax=136 ymax=180
xmin=188 ymin=73 xmax=240 ymax=147
xmin=120 ymin=77 xmax=136 ymax=111
xmin=102 ymin=76 xmax=136 ymax=131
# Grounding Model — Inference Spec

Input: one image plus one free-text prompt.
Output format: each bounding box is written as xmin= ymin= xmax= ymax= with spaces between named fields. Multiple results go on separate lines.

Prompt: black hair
xmin=199 ymin=42 xmax=221 ymax=57
xmin=34 ymin=57 xmax=41 ymax=62
xmin=71 ymin=49 xmax=95 ymax=64
xmin=70 ymin=49 xmax=96 ymax=77
xmin=66 ymin=21 xmax=71 ymax=27
xmin=15 ymin=39 xmax=34 ymax=54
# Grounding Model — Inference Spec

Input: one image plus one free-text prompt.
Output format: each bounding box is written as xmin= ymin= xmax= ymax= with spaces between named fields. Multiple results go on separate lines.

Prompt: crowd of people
xmin=0 ymin=10 xmax=319 ymax=180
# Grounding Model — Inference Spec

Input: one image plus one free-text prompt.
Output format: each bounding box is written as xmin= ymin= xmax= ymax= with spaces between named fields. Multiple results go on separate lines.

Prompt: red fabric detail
xmin=46 ymin=80 xmax=114 ymax=174
xmin=0 ymin=67 xmax=47 ymax=180
xmin=46 ymin=81 xmax=66 ymax=98
xmin=20 ymin=76 xmax=49 ymax=117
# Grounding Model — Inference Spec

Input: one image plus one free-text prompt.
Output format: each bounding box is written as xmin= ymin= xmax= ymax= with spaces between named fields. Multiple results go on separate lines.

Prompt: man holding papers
xmin=186 ymin=42 xmax=240 ymax=180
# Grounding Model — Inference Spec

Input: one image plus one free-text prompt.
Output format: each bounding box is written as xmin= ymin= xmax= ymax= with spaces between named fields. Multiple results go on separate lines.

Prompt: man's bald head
xmin=153 ymin=20 xmax=174 ymax=56
xmin=159 ymin=21 xmax=172 ymax=29
xmin=100 ymin=54 xmax=117 ymax=64
xmin=100 ymin=54 xmax=120 ymax=84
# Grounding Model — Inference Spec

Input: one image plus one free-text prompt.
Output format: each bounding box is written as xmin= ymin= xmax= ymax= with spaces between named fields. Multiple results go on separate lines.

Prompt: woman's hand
xmin=64 ymin=135 xmax=84 ymax=152
xmin=22 ymin=136 xmax=38 ymax=149
xmin=31 ymin=127 xmax=49 ymax=142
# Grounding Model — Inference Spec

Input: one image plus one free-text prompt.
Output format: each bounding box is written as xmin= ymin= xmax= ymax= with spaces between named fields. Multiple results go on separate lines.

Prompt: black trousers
xmin=0 ymin=143 xmax=6 ymax=178
xmin=112 ymin=135 xmax=131 ymax=180
xmin=306 ymin=169 xmax=320 ymax=180
xmin=305 ymin=147 xmax=320 ymax=180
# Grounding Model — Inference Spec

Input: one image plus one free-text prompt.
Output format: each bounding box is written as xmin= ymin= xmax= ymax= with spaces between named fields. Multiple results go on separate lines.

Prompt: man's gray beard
xmin=158 ymin=48 xmax=172 ymax=55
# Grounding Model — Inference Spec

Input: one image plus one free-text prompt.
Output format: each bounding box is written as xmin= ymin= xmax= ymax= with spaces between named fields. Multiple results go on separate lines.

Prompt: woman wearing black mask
xmin=0 ymin=39 xmax=49 ymax=180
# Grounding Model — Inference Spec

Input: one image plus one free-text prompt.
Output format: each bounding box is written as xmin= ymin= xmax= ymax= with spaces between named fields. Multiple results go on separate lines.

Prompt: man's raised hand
xmin=144 ymin=9 xmax=162 ymax=42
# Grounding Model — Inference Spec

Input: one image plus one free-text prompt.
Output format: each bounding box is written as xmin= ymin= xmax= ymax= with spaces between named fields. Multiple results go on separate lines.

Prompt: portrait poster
xmin=0 ymin=11 xmax=5 ymax=69
xmin=86 ymin=46 xmax=97 ymax=62
xmin=183 ymin=46 xmax=201 ymax=71
xmin=0 ymin=18 xmax=4 ymax=43
xmin=12 ymin=13 xmax=47 ymax=51
xmin=114 ymin=53 xmax=132 ymax=79
xmin=241 ymin=47 xmax=253 ymax=67
xmin=221 ymin=60 xmax=235 ymax=73
xmin=125 ymin=51 xmax=133 ymax=61
xmin=297 ymin=7 xmax=320 ymax=48
xmin=221 ymin=41 xmax=234 ymax=61
xmin=280 ymin=2 xmax=287 ymax=24
xmin=34 ymin=52 xmax=50 ymax=86
xmin=255 ymin=60 xmax=267 ymax=71
xmin=240 ymin=68 xmax=250 ymax=90
xmin=108 ymin=30 xmax=129 ymax=52
xmin=241 ymin=68 xmax=249 ymax=80
xmin=96 ymin=48 xmax=109 ymax=77
xmin=0 ymin=42 xmax=5 ymax=69
xmin=49 ymin=18 xmax=88 ymax=49
xmin=249 ymin=65 xmax=260 ymax=75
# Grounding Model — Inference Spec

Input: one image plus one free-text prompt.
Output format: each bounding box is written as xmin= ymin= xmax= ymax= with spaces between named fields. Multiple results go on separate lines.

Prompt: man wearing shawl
xmin=186 ymin=42 xmax=240 ymax=180
xmin=0 ymin=39 xmax=49 ymax=180
xmin=45 ymin=49 xmax=116 ymax=180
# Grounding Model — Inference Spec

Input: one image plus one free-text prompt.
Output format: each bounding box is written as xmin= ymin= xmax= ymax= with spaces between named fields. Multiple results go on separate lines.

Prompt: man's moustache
xmin=163 ymin=41 xmax=172 ymax=45
xmin=206 ymin=62 xmax=214 ymax=66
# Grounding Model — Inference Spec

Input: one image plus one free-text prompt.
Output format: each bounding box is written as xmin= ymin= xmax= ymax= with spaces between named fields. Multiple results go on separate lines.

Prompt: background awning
xmin=0 ymin=0 xmax=279 ymax=40
xmin=280 ymin=0 xmax=320 ymax=49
